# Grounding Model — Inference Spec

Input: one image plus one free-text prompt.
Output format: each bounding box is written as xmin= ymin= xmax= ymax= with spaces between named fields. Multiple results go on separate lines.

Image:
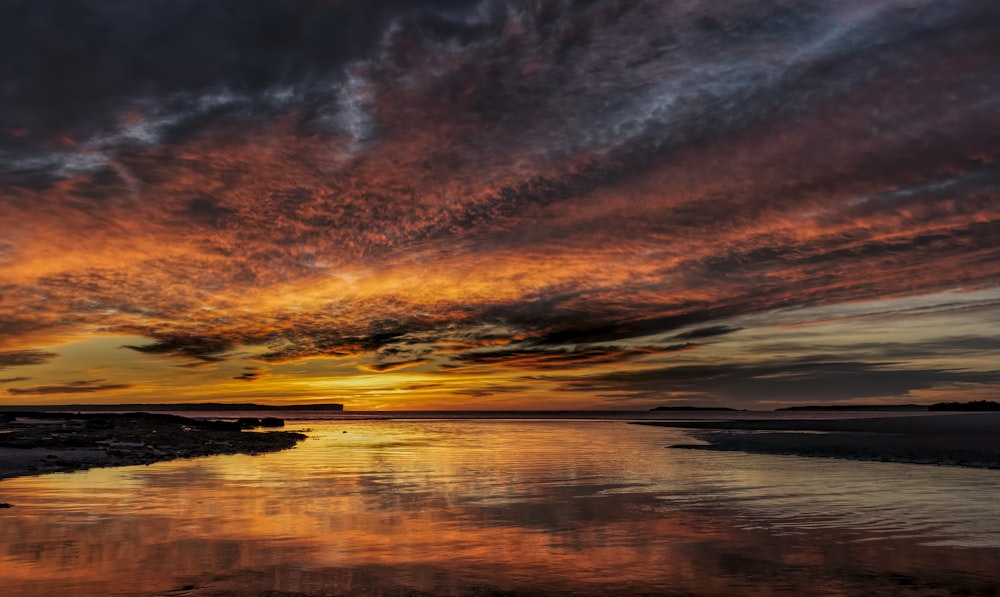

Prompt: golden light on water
xmin=2 ymin=420 xmax=999 ymax=595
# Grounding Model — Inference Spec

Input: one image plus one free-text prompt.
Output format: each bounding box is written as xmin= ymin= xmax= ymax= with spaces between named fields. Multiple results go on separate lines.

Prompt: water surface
xmin=1 ymin=419 xmax=998 ymax=595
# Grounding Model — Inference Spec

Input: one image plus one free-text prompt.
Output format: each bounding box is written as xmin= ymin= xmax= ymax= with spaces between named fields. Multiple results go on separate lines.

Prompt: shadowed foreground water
xmin=1 ymin=420 xmax=999 ymax=596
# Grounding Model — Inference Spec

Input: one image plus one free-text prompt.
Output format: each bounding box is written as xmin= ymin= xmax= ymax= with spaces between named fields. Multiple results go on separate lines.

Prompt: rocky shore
xmin=637 ymin=413 xmax=1000 ymax=469
xmin=0 ymin=412 xmax=306 ymax=480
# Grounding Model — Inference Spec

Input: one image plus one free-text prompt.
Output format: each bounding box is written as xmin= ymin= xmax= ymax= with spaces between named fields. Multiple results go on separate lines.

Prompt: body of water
xmin=1 ymin=418 xmax=998 ymax=595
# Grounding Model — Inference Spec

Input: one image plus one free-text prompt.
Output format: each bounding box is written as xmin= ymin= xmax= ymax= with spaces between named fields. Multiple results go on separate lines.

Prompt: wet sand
xmin=637 ymin=413 xmax=1000 ymax=468
xmin=0 ymin=412 xmax=306 ymax=481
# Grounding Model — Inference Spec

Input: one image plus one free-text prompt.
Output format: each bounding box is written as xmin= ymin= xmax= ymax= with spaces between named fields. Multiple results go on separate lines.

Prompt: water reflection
xmin=1 ymin=421 xmax=999 ymax=595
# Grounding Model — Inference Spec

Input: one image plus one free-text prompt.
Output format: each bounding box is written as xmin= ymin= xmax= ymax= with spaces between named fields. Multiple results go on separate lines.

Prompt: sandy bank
xmin=636 ymin=413 xmax=1000 ymax=469
xmin=0 ymin=412 xmax=306 ymax=481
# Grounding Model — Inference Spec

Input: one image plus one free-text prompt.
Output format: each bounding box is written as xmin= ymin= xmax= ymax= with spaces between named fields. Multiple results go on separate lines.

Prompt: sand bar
xmin=637 ymin=413 xmax=1000 ymax=469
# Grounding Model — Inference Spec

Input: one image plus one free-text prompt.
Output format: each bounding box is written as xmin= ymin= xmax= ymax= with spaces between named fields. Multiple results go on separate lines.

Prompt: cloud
xmin=6 ymin=379 xmax=132 ymax=395
xmin=360 ymin=359 xmax=431 ymax=373
xmin=123 ymin=335 xmax=234 ymax=365
xmin=233 ymin=366 xmax=268 ymax=382
xmin=0 ymin=0 xmax=493 ymax=175
xmin=0 ymin=377 xmax=31 ymax=384
xmin=452 ymin=384 xmax=533 ymax=398
xmin=0 ymin=350 xmax=58 ymax=370
xmin=551 ymin=358 xmax=1000 ymax=405
xmin=671 ymin=326 xmax=742 ymax=341
xmin=452 ymin=344 xmax=694 ymax=371
xmin=0 ymin=1 xmax=998 ymax=406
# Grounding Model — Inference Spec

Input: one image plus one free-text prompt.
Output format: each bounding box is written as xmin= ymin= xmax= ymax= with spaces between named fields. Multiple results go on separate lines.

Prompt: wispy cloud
xmin=123 ymin=336 xmax=233 ymax=365
xmin=360 ymin=359 xmax=432 ymax=373
xmin=550 ymin=358 xmax=1000 ymax=405
xmin=7 ymin=380 xmax=132 ymax=396
xmin=0 ymin=377 xmax=31 ymax=384
xmin=0 ymin=350 xmax=58 ymax=370
xmin=233 ymin=366 xmax=268 ymax=382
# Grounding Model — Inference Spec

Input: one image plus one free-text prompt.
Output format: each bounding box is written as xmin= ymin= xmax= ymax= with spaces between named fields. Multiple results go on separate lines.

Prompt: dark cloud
xmin=671 ymin=326 xmax=742 ymax=341
xmin=0 ymin=377 xmax=31 ymax=384
xmin=522 ymin=308 xmax=731 ymax=347
xmin=0 ymin=0 xmax=483 ymax=155
xmin=452 ymin=384 xmax=533 ymax=398
xmin=453 ymin=344 xmax=694 ymax=371
xmin=361 ymin=359 xmax=432 ymax=373
xmin=183 ymin=196 xmax=236 ymax=229
xmin=397 ymin=382 xmax=446 ymax=392
xmin=123 ymin=335 xmax=233 ymax=364
xmin=6 ymin=380 xmax=131 ymax=395
xmin=233 ymin=366 xmax=268 ymax=382
xmin=754 ymin=335 xmax=1000 ymax=364
xmin=552 ymin=359 xmax=1000 ymax=404
xmin=0 ymin=350 xmax=58 ymax=370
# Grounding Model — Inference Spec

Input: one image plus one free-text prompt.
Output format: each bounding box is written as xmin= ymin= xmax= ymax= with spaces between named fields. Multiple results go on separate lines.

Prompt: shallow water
xmin=1 ymin=419 xmax=999 ymax=595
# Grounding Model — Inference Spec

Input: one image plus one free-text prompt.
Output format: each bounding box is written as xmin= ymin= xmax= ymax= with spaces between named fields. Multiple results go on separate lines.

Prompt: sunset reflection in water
xmin=1 ymin=420 xmax=999 ymax=596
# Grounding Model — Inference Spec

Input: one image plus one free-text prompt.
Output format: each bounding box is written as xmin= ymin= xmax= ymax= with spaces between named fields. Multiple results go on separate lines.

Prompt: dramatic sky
xmin=1 ymin=0 xmax=999 ymax=409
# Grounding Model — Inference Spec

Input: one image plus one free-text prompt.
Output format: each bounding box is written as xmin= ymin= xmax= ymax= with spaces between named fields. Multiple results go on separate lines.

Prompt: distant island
xmin=777 ymin=401 xmax=1000 ymax=412
xmin=0 ymin=402 xmax=343 ymax=412
xmin=928 ymin=400 xmax=1000 ymax=412
xmin=650 ymin=406 xmax=740 ymax=411
xmin=777 ymin=404 xmax=927 ymax=411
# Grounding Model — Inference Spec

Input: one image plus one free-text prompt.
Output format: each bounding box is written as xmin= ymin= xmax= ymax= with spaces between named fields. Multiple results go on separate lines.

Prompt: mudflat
xmin=637 ymin=413 xmax=1000 ymax=468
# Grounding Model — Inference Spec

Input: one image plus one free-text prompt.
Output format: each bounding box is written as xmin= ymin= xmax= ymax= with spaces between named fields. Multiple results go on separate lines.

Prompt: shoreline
xmin=0 ymin=412 xmax=306 ymax=483
xmin=636 ymin=413 xmax=1000 ymax=469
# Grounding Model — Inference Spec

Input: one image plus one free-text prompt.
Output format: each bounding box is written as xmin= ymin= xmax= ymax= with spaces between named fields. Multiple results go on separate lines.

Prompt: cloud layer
xmin=1 ymin=0 xmax=998 ymax=406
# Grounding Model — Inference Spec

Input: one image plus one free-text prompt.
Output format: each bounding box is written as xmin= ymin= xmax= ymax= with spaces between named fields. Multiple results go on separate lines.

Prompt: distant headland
xmin=650 ymin=406 xmax=741 ymax=411
xmin=927 ymin=400 xmax=1000 ymax=411
xmin=776 ymin=401 xmax=1000 ymax=412
xmin=776 ymin=404 xmax=926 ymax=412
xmin=0 ymin=402 xmax=344 ymax=412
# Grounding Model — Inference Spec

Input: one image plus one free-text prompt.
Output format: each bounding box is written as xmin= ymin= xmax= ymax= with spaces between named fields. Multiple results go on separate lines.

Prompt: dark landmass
xmin=0 ymin=412 xmax=306 ymax=480
xmin=650 ymin=406 xmax=741 ymax=411
xmin=776 ymin=404 xmax=927 ymax=411
xmin=929 ymin=400 xmax=1000 ymax=411
xmin=778 ymin=400 xmax=1000 ymax=412
xmin=0 ymin=402 xmax=343 ymax=412
xmin=636 ymin=413 xmax=1000 ymax=469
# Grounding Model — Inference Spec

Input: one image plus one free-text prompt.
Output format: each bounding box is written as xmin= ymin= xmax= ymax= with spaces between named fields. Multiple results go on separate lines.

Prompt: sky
xmin=1 ymin=0 xmax=999 ymax=410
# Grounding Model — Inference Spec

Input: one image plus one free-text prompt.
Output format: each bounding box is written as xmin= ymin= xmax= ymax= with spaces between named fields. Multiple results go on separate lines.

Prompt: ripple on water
xmin=0 ymin=419 xmax=999 ymax=596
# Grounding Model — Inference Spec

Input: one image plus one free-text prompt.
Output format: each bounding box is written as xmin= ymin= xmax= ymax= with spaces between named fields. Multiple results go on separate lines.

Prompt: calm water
xmin=1 ymin=419 xmax=999 ymax=596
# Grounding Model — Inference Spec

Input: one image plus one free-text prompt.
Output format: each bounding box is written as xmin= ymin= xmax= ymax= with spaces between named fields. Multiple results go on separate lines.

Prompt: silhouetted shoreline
xmin=637 ymin=413 xmax=1000 ymax=469
xmin=0 ymin=412 xmax=306 ymax=481
xmin=649 ymin=406 xmax=741 ymax=411
xmin=776 ymin=400 xmax=1000 ymax=411
xmin=776 ymin=404 xmax=926 ymax=411
xmin=0 ymin=402 xmax=343 ymax=412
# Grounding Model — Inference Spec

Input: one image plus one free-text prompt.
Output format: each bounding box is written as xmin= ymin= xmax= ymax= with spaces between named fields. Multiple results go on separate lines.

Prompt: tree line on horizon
xmin=928 ymin=400 xmax=1000 ymax=411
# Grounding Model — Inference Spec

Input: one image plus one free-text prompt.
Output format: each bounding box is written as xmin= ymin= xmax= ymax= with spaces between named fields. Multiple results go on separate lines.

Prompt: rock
xmin=85 ymin=417 xmax=116 ymax=430
xmin=0 ymin=503 xmax=12 ymax=508
xmin=0 ymin=412 xmax=307 ymax=480
xmin=260 ymin=417 xmax=284 ymax=427
xmin=200 ymin=419 xmax=242 ymax=431
xmin=236 ymin=417 xmax=262 ymax=429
